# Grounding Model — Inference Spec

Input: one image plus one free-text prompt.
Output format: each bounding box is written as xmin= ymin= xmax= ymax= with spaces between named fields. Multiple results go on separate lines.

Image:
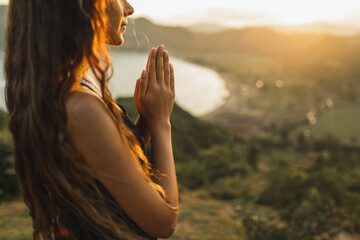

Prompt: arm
xmin=65 ymin=92 xmax=177 ymax=238
xmin=134 ymin=115 xmax=177 ymax=203
xmin=150 ymin=122 xmax=177 ymax=208
xmin=136 ymin=45 xmax=178 ymax=210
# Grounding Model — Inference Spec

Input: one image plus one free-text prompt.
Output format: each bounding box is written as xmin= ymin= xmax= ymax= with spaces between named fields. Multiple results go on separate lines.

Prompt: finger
xmin=170 ymin=63 xmax=175 ymax=94
xmin=146 ymin=48 xmax=155 ymax=73
xmin=156 ymin=45 xmax=164 ymax=85
xmin=149 ymin=47 xmax=157 ymax=88
xmin=134 ymin=79 xmax=140 ymax=110
xmin=134 ymin=78 xmax=140 ymax=98
xmin=140 ymin=70 xmax=148 ymax=98
xmin=163 ymin=51 xmax=170 ymax=87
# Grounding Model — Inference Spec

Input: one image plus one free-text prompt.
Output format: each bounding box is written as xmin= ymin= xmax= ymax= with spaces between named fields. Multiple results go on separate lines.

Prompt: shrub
xmin=0 ymin=142 xmax=18 ymax=201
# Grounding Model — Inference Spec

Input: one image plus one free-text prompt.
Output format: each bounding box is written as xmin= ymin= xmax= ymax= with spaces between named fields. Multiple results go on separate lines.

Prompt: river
xmin=0 ymin=51 xmax=229 ymax=117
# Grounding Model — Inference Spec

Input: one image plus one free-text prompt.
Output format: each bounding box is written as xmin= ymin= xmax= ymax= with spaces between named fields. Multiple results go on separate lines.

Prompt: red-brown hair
xmin=4 ymin=0 xmax=168 ymax=239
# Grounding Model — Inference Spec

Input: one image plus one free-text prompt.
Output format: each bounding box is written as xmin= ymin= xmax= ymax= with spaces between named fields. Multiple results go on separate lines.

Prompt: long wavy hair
xmin=4 ymin=0 xmax=173 ymax=239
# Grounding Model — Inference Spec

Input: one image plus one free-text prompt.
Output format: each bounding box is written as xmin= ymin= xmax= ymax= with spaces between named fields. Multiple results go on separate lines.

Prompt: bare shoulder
xmin=65 ymin=85 xmax=122 ymax=122
xmin=63 ymin=86 xmax=122 ymax=170
xmin=66 ymin=86 xmax=104 ymax=115
xmin=65 ymin=86 xmax=115 ymax=127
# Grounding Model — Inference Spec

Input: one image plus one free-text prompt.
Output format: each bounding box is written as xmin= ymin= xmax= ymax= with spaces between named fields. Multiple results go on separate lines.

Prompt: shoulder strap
xmin=80 ymin=78 xmax=127 ymax=117
xmin=80 ymin=78 xmax=115 ymax=114
xmin=80 ymin=78 xmax=102 ymax=98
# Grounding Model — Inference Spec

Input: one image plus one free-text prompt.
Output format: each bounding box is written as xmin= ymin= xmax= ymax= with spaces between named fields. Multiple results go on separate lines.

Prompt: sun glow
xmin=1 ymin=0 xmax=360 ymax=27
xmin=131 ymin=0 xmax=360 ymax=27
xmin=262 ymin=1 xmax=353 ymax=25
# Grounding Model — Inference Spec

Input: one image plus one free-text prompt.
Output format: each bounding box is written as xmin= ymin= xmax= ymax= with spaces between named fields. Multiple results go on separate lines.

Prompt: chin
xmin=111 ymin=40 xmax=124 ymax=46
xmin=117 ymin=38 xmax=124 ymax=46
xmin=114 ymin=35 xmax=124 ymax=46
xmin=106 ymin=34 xmax=124 ymax=46
xmin=107 ymin=39 xmax=123 ymax=46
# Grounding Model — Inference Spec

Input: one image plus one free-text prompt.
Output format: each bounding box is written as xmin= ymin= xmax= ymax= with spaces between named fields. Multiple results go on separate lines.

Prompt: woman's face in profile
xmin=106 ymin=0 xmax=134 ymax=46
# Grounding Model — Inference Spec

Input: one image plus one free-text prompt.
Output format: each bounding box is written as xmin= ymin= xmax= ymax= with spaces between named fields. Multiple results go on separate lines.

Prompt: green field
xmin=293 ymin=104 xmax=360 ymax=145
xmin=0 ymin=191 xmax=246 ymax=240
xmin=0 ymin=201 xmax=32 ymax=240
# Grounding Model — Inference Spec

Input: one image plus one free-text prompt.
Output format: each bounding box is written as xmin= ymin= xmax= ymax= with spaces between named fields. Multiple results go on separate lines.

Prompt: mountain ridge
xmin=1 ymin=4 xmax=360 ymax=52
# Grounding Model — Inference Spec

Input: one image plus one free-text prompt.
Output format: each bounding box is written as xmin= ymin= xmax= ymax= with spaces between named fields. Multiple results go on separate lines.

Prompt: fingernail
xmin=141 ymin=70 xmax=146 ymax=78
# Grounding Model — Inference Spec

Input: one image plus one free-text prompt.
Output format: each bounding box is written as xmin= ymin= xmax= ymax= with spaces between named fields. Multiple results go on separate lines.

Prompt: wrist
xmin=149 ymin=121 xmax=171 ymax=133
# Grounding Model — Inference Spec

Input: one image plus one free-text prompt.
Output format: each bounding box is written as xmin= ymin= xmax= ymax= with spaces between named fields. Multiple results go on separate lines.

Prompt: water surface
xmin=0 ymin=51 xmax=229 ymax=116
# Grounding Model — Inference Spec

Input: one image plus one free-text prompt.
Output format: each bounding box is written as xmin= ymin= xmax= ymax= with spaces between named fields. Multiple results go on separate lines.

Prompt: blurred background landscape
xmin=1 ymin=1 xmax=360 ymax=239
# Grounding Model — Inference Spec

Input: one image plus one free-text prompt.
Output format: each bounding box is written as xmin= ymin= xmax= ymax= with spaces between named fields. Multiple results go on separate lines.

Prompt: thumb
xmin=139 ymin=70 xmax=148 ymax=98
xmin=134 ymin=78 xmax=140 ymax=99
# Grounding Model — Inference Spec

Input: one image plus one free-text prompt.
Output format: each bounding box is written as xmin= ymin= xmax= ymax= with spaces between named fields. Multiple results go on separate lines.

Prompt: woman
xmin=4 ymin=0 xmax=178 ymax=239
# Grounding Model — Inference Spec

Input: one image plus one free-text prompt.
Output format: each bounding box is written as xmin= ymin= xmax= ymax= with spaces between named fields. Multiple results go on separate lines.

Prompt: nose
xmin=123 ymin=0 xmax=134 ymax=17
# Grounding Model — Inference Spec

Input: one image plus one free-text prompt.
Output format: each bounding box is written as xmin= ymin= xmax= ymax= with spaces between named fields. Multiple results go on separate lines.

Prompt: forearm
xmin=150 ymin=122 xmax=178 ymax=208
xmin=135 ymin=115 xmax=151 ymax=145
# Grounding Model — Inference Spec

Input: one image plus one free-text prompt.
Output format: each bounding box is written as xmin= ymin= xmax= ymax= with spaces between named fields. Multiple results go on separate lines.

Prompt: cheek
xmin=108 ymin=2 xmax=123 ymax=31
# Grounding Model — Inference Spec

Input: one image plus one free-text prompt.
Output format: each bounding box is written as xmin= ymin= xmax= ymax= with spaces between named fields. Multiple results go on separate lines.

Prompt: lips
xmin=121 ymin=20 xmax=128 ymax=32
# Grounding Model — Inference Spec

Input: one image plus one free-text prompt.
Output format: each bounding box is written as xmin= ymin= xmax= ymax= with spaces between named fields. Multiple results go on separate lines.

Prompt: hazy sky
xmin=1 ymin=0 xmax=360 ymax=27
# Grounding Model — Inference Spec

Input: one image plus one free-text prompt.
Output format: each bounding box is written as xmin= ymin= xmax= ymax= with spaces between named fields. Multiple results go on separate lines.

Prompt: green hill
xmin=121 ymin=17 xmax=360 ymax=59
xmin=0 ymin=98 xmax=247 ymax=197
xmin=0 ymin=5 xmax=6 ymax=50
xmin=2 ymin=97 xmax=360 ymax=239
xmin=115 ymin=97 xmax=248 ymax=192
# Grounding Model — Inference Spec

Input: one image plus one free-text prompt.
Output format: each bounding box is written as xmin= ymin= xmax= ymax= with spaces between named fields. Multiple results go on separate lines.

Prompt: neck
xmin=70 ymin=60 xmax=91 ymax=92
xmin=78 ymin=60 xmax=90 ymax=81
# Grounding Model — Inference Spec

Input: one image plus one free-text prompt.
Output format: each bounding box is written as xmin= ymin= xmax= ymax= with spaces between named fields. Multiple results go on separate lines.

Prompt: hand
xmin=134 ymin=45 xmax=175 ymax=129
